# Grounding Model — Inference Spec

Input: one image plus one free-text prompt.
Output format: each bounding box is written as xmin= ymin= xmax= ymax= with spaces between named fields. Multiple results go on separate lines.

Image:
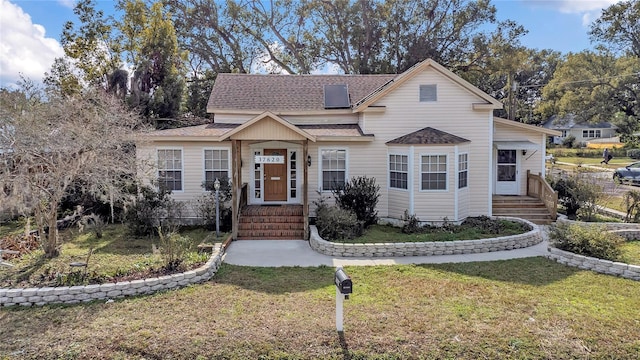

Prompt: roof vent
xmin=324 ymin=84 xmax=350 ymax=109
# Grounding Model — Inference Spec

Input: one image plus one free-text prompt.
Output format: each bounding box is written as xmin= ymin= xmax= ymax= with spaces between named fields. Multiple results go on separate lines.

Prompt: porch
xmin=492 ymin=171 xmax=558 ymax=225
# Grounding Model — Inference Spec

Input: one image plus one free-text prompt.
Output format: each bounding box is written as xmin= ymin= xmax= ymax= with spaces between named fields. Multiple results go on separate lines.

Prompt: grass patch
xmin=335 ymin=220 xmax=529 ymax=244
xmin=1 ymin=259 xmax=639 ymax=359
xmin=0 ymin=223 xmax=226 ymax=288
xmin=621 ymin=241 xmax=640 ymax=265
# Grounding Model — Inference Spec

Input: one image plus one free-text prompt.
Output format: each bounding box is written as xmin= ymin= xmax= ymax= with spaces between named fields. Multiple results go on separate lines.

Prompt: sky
xmin=0 ymin=0 xmax=625 ymax=88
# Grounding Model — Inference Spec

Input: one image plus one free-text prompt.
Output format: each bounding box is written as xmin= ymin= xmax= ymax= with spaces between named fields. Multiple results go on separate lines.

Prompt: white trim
xmin=541 ymin=133 xmax=546 ymax=177
xmin=387 ymin=152 xmax=409 ymax=191
xmin=202 ymin=147 xmax=231 ymax=193
xmin=418 ymin=153 xmax=448 ymax=192
xmin=409 ymin=146 xmax=415 ymax=214
xmin=156 ymin=147 xmax=184 ymax=193
xmin=318 ymin=147 xmax=349 ymax=193
xmin=454 ymin=146 xmax=459 ymax=221
xmin=247 ymin=142 xmax=303 ymax=205
xmin=488 ymin=112 xmax=494 ymax=216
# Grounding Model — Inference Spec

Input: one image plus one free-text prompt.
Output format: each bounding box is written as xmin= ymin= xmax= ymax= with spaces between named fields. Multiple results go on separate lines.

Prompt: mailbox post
xmin=335 ymin=267 xmax=352 ymax=332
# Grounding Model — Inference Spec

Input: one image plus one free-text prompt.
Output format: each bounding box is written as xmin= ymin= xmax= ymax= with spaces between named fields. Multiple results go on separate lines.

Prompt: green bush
xmin=332 ymin=176 xmax=380 ymax=228
xmin=548 ymin=174 xmax=603 ymax=220
xmin=125 ymin=185 xmax=184 ymax=236
xmin=549 ymin=222 xmax=623 ymax=261
xmin=158 ymin=228 xmax=193 ymax=270
xmin=627 ymin=149 xmax=640 ymax=159
xmin=562 ymin=135 xmax=576 ymax=148
xmin=402 ymin=210 xmax=422 ymax=234
xmin=314 ymin=197 xmax=362 ymax=241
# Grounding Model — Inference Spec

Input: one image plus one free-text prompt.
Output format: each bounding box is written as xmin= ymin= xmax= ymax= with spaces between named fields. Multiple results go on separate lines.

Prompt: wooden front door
xmin=264 ymin=149 xmax=287 ymax=201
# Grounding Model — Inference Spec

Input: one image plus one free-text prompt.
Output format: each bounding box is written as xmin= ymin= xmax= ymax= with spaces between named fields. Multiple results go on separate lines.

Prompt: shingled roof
xmin=386 ymin=127 xmax=470 ymax=145
xmin=207 ymin=74 xmax=396 ymax=112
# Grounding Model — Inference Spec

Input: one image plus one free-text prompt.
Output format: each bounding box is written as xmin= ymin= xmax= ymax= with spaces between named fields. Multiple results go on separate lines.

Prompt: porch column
xmin=303 ymin=140 xmax=309 ymax=240
xmin=231 ymin=139 xmax=241 ymax=240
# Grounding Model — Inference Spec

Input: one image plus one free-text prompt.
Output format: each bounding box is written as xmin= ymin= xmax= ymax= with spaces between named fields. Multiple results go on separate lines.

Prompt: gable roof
xmin=353 ymin=59 xmax=503 ymax=112
xmin=207 ymin=73 xmax=395 ymax=113
xmin=494 ymin=117 xmax=561 ymax=136
xmin=207 ymin=59 xmax=502 ymax=114
xmin=222 ymin=111 xmax=316 ymax=141
xmin=386 ymin=127 xmax=470 ymax=145
xmin=542 ymin=114 xmax=617 ymax=130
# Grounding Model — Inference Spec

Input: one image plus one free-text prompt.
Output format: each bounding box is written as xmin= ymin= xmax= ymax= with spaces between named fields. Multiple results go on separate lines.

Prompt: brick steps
xmin=237 ymin=205 xmax=305 ymax=240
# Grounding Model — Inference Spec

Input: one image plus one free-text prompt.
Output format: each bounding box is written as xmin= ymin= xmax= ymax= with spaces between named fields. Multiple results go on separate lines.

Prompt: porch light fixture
xmin=214 ymin=178 xmax=220 ymax=238
xmin=307 ymin=154 xmax=312 ymax=167
xmin=522 ymin=150 xmax=527 ymax=156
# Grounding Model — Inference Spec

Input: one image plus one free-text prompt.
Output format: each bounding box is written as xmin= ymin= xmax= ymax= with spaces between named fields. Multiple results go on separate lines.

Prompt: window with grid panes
xmin=458 ymin=153 xmax=468 ymax=189
xmin=321 ymin=149 xmax=346 ymax=191
xmin=204 ymin=149 xmax=229 ymax=189
xmin=389 ymin=154 xmax=408 ymax=189
xmin=421 ymin=155 xmax=447 ymax=190
xmin=158 ymin=149 xmax=182 ymax=191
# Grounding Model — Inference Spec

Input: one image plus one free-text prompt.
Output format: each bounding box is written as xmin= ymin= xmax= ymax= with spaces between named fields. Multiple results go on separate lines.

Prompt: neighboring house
xmin=542 ymin=114 xmax=618 ymax=146
xmin=138 ymin=59 xmax=560 ymax=239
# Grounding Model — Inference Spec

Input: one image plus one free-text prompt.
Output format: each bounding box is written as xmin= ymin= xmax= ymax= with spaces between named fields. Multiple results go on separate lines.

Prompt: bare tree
xmin=0 ymin=86 xmax=145 ymax=258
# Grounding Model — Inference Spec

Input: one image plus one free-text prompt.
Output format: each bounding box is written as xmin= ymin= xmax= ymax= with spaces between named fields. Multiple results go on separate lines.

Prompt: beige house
xmin=139 ymin=59 xmax=560 ymax=239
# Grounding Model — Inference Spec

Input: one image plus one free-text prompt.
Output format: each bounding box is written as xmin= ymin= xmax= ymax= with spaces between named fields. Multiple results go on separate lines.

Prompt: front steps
xmin=237 ymin=205 xmax=305 ymax=240
xmin=492 ymin=195 xmax=555 ymax=225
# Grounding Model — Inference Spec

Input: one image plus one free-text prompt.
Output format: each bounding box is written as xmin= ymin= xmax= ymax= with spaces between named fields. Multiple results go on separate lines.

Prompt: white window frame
xmin=319 ymin=148 xmax=348 ymax=192
xmin=388 ymin=153 xmax=409 ymax=190
xmin=419 ymin=84 xmax=437 ymax=102
xmin=582 ymin=129 xmax=602 ymax=138
xmin=157 ymin=147 xmax=184 ymax=192
xmin=420 ymin=154 xmax=448 ymax=191
xmin=203 ymin=148 xmax=231 ymax=191
xmin=458 ymin=153 xmax=468 ymax=189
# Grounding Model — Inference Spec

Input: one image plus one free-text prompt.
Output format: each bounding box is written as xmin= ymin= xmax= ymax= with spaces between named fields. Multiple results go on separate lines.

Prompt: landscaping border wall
xmin=0 ymin=245 xmax=225 ymax=307
xmin=545 ymin=223 xmax=640 ymax=281
xmin=310 ymin=217 xmax=542 ymax=257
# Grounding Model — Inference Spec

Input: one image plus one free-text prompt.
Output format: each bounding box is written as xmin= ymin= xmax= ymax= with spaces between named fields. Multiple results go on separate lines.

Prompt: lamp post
xmin=214 ymin=178 xmax=220 ymax=238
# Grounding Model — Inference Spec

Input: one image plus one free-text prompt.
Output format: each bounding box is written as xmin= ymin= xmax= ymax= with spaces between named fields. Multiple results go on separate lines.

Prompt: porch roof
xmin=493 ymin=140 xmax=539 ymax=150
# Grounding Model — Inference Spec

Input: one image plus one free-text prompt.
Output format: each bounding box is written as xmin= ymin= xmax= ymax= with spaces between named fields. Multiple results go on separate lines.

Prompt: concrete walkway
xmin=222 ymin=238 xmax=550 ymax=267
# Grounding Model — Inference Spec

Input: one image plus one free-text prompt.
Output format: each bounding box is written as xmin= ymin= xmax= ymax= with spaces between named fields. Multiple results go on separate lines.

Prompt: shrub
xmin=562 ymin=135 xmax=576 ymax=148
xmin=627 ymin=149 xmax=640 ymax=159
xmin=548 ymin=174 xmax=603 ymax=220
xmin=548 ymin=222 xmax=623 ymax=261
xmin=314 ymin=197 xmax=362 ymax=241
xmin=191 ymin=178 xmax=233 ymax=231
xmin=461 ymin=215 xmax=531 ymax=234
xmin=402 ymin=210 xmax=422 ymax=234
xmin=624 ymin=190 xmax=640 ymax=223
xmin=157 ymin=228 xmax=192 ymax=270
xmin=332 ymin=176 xmax=380 ymax=228
xmin=125 ymin=186 xmax=184 ymax=236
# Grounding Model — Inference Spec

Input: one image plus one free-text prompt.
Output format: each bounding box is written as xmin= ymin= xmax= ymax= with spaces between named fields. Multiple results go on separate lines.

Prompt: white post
xmin=336 ymin=286 xmax=344 ymax=332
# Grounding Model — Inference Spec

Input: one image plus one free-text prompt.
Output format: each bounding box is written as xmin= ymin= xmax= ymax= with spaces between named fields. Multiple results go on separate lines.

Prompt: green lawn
xmin=621 ymin=241 xmax=640 ymax=264
xmin=1 ymin=260 xmax=639 ymax=359
xmin=340 ymin=221 xmax=529 ymax=244
xmin=0 ymin=223 xmax=225 ymax=288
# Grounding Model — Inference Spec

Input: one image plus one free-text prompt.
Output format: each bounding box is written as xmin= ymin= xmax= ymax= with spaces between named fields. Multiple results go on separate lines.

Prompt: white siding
xmin=493 ymin=122 xmax=546 ymax=195
xmin=360 ymin=68 xmax=493 ymax=220
xmin=136 ymin=141 xmax=232 ymax=218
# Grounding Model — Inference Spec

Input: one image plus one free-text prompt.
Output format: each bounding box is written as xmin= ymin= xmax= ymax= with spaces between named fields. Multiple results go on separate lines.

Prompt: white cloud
xmin=523 ymin=0 xmax=623 ymax=26
xmin=0 ymin=0 xmax=64 ymax=88
xmin=57 ymin=0 xmax=76 ymax=9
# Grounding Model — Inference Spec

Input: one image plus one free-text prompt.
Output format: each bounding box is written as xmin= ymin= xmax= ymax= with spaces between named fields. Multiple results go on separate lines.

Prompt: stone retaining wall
xmin=545 ymin=225 xmax=640 ymax=281
xmin=547 ymin=247 xmax=640 ymax=281
xmin=556 ymin=217 xmax=640 ymax=231
xmin=310 ymin=217 xmax=542 ymax=257
xmin=0 ymin=245 xmax=225 ymax=307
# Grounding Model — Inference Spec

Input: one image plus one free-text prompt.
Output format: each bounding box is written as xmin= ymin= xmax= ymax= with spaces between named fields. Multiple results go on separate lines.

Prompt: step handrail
xmin=526 ymin=170 xmax=557 ymax=220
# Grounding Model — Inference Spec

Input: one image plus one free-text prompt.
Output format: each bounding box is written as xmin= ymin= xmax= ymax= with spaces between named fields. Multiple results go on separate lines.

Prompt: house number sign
xmin=255 ymin=155 xmax=284 ymax=164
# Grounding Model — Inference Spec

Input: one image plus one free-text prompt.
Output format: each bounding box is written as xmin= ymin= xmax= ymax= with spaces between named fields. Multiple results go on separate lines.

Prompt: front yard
xmin=1 ymin=260 xmax=639 ymax=359
xmin=0 ymin=223 xmax=224 ymax=288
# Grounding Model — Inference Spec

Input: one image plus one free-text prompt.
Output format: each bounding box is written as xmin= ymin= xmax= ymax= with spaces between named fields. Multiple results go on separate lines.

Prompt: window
xmin=321 ymin=149 xmax=346 ymax=191
xmin=561 ymin=130 xmax=568 ymax=137
xmin=204 ymin=149 xmax=229 ymax=189
xmin=419 ymin=84 xmax=437 ymax=102
xmin=582 ymin=129 xmax=601 ymax=138
xmin=421 ymin=155 xmax=447 ymax=190
xmin=158 ymin=149 xmax=182 ymax=191
xmin=290 ymin=151 xmax=297 ymax=198
xmin=389 ymin=154 xmax=408 ymax=189
xmin=458 ymin=153 xmax=468 ymax=189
